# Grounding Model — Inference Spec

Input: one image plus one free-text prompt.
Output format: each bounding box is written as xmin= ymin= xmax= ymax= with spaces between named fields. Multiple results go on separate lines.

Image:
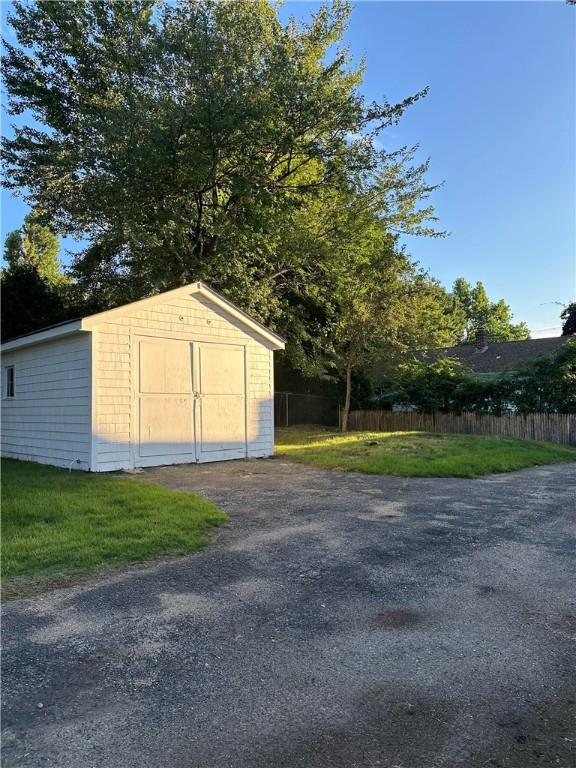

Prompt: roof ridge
xmin=419 ymin=335 xmax=566 ymax=355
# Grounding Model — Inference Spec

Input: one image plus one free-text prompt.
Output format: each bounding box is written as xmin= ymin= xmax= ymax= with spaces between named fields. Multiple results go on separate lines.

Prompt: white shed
xmin=1 ymin=282 xmax=285 ymax=471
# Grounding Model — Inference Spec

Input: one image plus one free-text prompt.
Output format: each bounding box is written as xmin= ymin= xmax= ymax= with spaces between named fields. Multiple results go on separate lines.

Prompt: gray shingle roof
xmin=417 ymin=336 xmax=572 ymax=374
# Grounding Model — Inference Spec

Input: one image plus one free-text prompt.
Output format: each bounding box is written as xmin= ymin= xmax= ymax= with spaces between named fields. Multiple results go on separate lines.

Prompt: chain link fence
xmin=274 ymin=392 xmax=340 ymax=427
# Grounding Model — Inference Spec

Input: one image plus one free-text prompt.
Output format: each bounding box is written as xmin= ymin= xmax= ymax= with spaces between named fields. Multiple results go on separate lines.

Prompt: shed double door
xmin=135 ymin=337 xmax=247 ymax=466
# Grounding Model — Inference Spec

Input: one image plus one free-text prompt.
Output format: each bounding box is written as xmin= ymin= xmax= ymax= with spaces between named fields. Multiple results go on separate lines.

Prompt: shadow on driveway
xmin=2 ymin=459 xmax=575 ymax=767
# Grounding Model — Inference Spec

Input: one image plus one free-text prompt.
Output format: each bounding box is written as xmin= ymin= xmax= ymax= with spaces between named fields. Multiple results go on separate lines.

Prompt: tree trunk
xmin=341 ymin=361 xmax=352 ymax=432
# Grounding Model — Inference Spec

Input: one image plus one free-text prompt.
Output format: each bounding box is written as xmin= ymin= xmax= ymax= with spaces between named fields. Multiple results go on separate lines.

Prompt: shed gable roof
xmin=82 ymin=282 xmax=285 ymax=349
xmin=1 ymin=282 xmax=286 ymax=352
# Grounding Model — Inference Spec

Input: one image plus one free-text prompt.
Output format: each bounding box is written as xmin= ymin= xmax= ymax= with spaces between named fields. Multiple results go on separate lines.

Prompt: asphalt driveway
xmin=2 ymin=459 xmax=575 ymax=768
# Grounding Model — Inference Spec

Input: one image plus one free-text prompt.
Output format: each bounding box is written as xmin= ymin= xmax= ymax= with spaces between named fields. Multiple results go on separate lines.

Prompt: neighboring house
xmin=1 ymin=282 xmax=285 ymax=471
xmin=417 ymin=334 xmax=571 ymax=376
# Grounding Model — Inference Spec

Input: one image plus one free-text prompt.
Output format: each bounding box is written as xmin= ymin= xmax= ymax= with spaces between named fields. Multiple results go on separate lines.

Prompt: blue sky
xmin=2 ymin=1 xmax=574 ymax=336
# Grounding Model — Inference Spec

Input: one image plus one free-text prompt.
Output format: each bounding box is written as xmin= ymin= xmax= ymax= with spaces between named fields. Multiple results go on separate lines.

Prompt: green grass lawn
xmin=275 ymin=426 xmax=576 ymax=478
xmin=1 ymin=459 xmax=227 ymax=597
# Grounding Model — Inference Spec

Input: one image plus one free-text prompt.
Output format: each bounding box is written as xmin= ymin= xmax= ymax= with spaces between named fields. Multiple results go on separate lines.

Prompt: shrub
xmin=382 ymin=339 xmax=576 ymax=414
xmin=508 ymin=339 xmax=576 ymax=413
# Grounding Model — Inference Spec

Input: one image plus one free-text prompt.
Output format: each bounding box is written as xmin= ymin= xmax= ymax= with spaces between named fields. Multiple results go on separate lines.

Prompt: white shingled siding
xmin=1 ymin=286 xmax=280 ymax=472
xmin=1 ymin=334 xmax=92 ymax=470
xmin=91 ymin=293 xmax=275 ymax=471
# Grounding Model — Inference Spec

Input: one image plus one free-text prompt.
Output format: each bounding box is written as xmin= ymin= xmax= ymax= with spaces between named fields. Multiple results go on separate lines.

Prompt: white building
xmin=1 ymin=282 xmax=285 ymax=471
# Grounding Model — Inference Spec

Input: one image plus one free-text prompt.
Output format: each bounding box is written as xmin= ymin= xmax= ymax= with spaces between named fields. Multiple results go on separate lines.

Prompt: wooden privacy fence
xmin=346 ymin=411 xmax=576 ymax=446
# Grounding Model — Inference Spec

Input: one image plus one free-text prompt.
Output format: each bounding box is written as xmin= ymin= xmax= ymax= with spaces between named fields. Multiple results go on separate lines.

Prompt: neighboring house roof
xmin=1 ymin=282 xmax=286 ymax=352
xmin=417 ymin=336 xmax=572 ymax=374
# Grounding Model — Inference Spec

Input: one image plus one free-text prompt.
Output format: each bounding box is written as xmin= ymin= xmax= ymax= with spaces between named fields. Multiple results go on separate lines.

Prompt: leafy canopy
xmin=1 ymin=210 xmax=71 ymax=340
xmin=2 ymin=2 xmax=433 ymax=318
xmin=451 ymin=278 xmax=529 ymax=343
xmin=2 ymin=0 xmax=451 ymax=375
xmin=510 ymin=339 xmax=576 ymax=413
xmin=3 ymin=210 xmax=66 ymax=285
xmin=0 ymin=263 xmax=68 ymax=341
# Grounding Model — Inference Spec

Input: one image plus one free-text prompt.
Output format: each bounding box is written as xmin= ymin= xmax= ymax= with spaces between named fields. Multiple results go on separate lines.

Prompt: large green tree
xmin=2 ymin=0 xmax=437 ymax=368
xmin=389 ymin=272 xmax=465 ymax=351
xmin=1 ymin=210 xmax=72 ymax=340
xmin=314 ymin=171 xmax=446 ymax=429
xmin=0 ymin=263 xmax=68 ymax=341
xmin=451 ymin=278 xmax=529 ymax=343
xmin=4 ymin=0 xmax=428 ymax=316
xmin=3 ymin=210 xmax=67 ymax=285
